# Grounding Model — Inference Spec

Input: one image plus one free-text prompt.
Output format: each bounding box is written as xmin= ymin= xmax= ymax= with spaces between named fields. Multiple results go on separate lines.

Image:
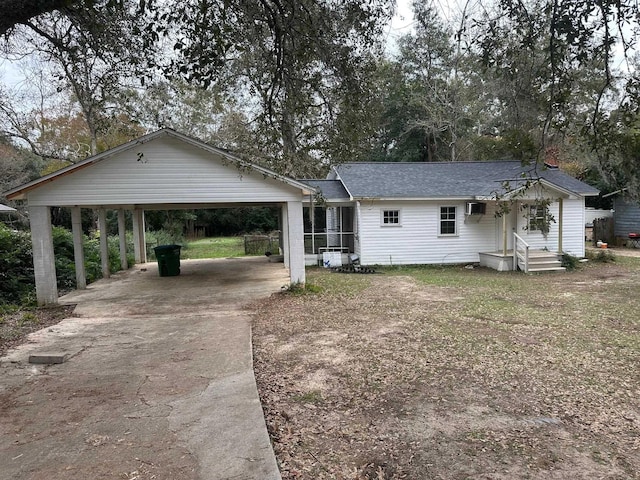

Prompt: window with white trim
xmin=439 ymin=206 xmax=457 ymax=235
xmin=527 ymin=204 xmax=546 ymax=232
xmin=381 ymin=209 xmax=400 ymax=226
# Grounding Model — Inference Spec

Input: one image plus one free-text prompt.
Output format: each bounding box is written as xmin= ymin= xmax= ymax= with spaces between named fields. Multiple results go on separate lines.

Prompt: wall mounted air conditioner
xmin=466 ymin=202 xmax=486 ymax=216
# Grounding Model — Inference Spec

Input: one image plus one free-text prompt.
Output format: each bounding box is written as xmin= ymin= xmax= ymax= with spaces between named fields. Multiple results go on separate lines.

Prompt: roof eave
xmin=4 ymin=129 xmax=176 ymax=200
xmin=495 ymin=179 xmax=595 ymax=200
xmin=303 ymin=197 xmax=351 ymax=204
xmin=352 ymin=196 xmax=477 ymax=202
xmin=5 ymin=128 xmax=315 ymax=199
xmin=170 ymin=130 xmax=316 ymax=194
xmin=538 ymin=179 xmax=597 ymax=199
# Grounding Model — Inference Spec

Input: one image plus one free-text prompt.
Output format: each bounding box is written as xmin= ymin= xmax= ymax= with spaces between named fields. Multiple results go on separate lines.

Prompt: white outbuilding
xmin=5 ymin=129 xmax=313 ymax=305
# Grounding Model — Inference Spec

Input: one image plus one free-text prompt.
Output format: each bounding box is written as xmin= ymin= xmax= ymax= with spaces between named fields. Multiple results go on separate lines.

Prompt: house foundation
xmin=479 ymin=251 xmax=514 ymax=272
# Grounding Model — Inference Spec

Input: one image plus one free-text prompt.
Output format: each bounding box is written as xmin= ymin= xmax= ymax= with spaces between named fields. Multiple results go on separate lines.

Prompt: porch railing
xmin=513 ymin=232 xmax=530 ymax=272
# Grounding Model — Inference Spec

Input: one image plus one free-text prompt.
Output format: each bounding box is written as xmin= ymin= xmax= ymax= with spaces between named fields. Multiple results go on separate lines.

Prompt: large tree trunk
xmin=279 ymin=89 xmax=299 ymax=177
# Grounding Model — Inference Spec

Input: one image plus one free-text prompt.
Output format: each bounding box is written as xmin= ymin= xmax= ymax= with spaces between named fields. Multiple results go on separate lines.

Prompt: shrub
xmin=561 ymin=253 xmax=580 ymax=271
xmin=0 ymin=223 xmax=35 ymax=305
xmin=586 ymin=249 xmax=616 ymax=263
xmin=1 ymin=224 xmax=137 ymax=304
xmin=107 ymin=235 xmax=135 ymax=272
xmin=82 ymin=232 xmax=135 ymax=281
xmin=52 ymin=226 xmax=77 ymax=291
xmin=83 ymin=236 xmax=102 ymax=283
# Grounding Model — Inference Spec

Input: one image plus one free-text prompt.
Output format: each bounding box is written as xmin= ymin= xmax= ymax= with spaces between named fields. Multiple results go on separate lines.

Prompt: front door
xmin=495 ymin=203 xmax=518 ymax=252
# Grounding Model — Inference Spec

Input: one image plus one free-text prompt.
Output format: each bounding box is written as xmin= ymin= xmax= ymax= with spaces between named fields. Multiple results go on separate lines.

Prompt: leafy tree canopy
xmin=2 ymin=0 xmax=640 ymax=194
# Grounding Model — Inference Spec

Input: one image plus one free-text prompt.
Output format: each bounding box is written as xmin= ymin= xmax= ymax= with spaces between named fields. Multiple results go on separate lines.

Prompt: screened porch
xmin=303 ymin=205 xmax=355 ymax=264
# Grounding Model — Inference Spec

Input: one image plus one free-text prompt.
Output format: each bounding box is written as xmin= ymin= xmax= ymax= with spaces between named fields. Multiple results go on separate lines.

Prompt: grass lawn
xmin=252 ymin=256 xmax=640 ymax=479
xmin=181 ymin=237 xmax=246 ymax=259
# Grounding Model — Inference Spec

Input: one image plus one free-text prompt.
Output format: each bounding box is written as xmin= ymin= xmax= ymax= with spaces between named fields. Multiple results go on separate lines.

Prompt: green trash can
xmin=154 ymin=244 xmax=182 ymax=277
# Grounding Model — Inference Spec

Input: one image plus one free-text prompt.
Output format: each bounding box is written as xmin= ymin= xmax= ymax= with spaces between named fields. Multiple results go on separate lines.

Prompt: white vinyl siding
xmin=358 ymin=201 xmax=496 ymax=265
xmin=515 ymin=196 xmax=585 ymax=257
xmin=517 ymin=201 xmax=559 ymax=247
xmin=560 ymin=198 xmax=586 ymax=257
xmin=354 ymin=201 xmax=362 ymax=257
xmin=26 ymin=136 xmax=304 ymax=206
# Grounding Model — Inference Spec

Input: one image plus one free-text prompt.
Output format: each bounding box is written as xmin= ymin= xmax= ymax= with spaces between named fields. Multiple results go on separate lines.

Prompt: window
xmin=439 ymin=206 xmax=457 ymax=235
xmin=527 ymin=204 xmax=546 ymax=232
xmin=381 ymin=209 xmax=400 ymax=226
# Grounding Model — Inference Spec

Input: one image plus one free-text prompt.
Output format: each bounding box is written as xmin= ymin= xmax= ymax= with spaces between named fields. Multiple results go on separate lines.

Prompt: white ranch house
xmin=302 ymin=162 xmax=599 ymax=271
xmin=5 ymin=129 xmax=599 ymax=305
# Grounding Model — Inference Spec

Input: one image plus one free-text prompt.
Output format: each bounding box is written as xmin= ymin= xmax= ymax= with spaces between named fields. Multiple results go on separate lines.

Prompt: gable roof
xmin=299 ymin=179 xmax=350 ymax=201
xmin=5 ymin=128 xmax=315 ymax=200
xmin=329 ymin=161 xmax=599 ymax=199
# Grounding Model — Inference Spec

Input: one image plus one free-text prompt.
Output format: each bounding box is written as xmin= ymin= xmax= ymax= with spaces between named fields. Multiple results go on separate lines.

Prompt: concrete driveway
xmin=0 ymin=257 xmax=287 ymax=480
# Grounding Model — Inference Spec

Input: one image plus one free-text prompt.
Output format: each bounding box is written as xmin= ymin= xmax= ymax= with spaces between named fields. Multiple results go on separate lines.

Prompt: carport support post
xmin=71 ymin=207 xmax=87 ymax=289
xmin=98 ymin=208 xmax=110 ymax=278
xmin=286 ymin=201 xmax=305 ymax=284
xmin=117 ymin=209 xmax=128 ymax=270
xmin=132 ymin=209 xmax=147 ymax=263
xmin=29 ymin=206 xmax=58 ymax=305
xmin=281 ymin=204 xmax=290 ymax=268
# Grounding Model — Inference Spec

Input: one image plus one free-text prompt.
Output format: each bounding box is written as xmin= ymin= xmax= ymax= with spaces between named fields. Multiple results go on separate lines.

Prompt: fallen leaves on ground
xmin=0 ymin=305 xmax=75 ymax=357
xmin=252 ymin=262 xmax=640 ymax=479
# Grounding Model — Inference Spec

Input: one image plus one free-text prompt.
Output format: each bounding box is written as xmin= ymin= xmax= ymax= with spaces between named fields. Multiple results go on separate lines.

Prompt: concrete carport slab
xmin=0 ymin=257 xmax=286 ymax=480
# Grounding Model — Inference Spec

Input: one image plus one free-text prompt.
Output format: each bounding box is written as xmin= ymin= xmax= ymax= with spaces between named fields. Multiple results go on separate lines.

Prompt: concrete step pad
xmin=527 ymin=260 xmax=563 ymax=267
xmin=527 ymin=266 xmax=566 ymax=273
xmin=28 ymin=352 xmax=70 ymax=364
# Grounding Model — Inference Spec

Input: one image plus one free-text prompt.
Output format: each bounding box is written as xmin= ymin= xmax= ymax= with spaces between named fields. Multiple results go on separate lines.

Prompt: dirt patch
xmin=0 ymin=305 xmax=75 ymax=357
xmin=1 ymin=258 xmax=287 ymax=480
xmin=0 ymin=371 xmax=198 ymax=480
xmin=253 ymin=263 xmax=640 ymax=479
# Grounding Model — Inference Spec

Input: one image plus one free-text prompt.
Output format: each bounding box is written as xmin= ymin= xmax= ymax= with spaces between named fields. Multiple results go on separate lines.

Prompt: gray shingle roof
xmin=331 ymin=161 xmax=599 ymax=199
xmin=299 ymin=179 xmax=350 ymax=201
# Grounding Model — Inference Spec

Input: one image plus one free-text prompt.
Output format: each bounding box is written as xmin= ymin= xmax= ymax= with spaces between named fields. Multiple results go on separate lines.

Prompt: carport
xmin=5 ymin=129 xmax=314 ymax=305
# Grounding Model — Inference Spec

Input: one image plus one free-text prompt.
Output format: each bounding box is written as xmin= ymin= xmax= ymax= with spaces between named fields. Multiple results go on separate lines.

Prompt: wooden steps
xmin=519 ymin=250 xmax=566 ymax=273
